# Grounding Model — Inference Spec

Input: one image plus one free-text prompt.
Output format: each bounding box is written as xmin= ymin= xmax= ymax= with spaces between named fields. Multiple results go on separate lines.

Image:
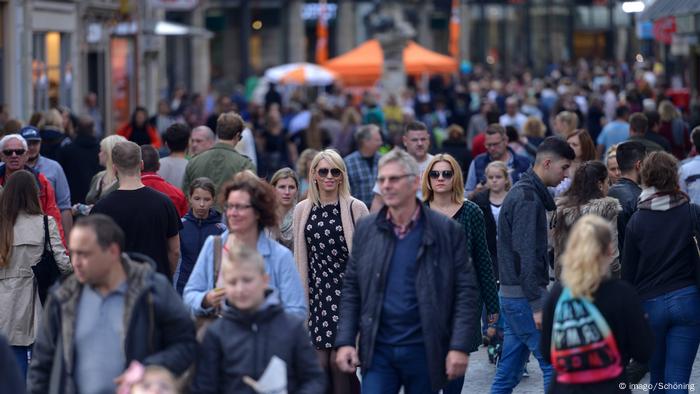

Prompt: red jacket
xmin=0 ymin=167 xmax=65 ymax=245
xmin=141 ymin=172 xmax=188 ymax=217
xmin=116 ymin=123 xmax=162 ymax=148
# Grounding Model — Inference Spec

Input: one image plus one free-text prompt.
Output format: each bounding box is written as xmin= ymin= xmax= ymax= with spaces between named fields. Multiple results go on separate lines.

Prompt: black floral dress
xmin=304 ymin=202 xmax=349 ymax=349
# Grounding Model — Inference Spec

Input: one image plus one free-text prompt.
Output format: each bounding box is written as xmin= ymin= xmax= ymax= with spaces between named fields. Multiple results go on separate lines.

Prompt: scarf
xmin=279 ymin=208 xmax=294 ymax=242
xmin=637 ymin=187 xmax=689 ymax=211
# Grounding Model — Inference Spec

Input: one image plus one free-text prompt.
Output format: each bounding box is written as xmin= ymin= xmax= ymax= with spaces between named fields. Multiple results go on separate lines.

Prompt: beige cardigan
xmin=292 ymin=195 xmax=369 ymax=300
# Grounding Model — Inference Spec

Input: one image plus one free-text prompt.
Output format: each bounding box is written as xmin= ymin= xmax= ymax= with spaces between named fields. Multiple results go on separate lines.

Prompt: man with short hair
xmin=491 ymin=137 xmax=575 ymax=394
xmin=465 ymin=124 xmax=531 ymax=198
xmin=189 ymin=125 xmax=216 ymax=157
xmin=28 ymin=214 xmax=196 ymax=394
xmin=91 ymin=141 xmax=182 ymax=277
xmin=608 ymin=141 xmax=647 ymax=251
xmin=21 ymin=126 xmax=73 ymax=236
xmin=679 ymin=126 xmax=700 ymax=204
xmin=182 ymin=112 xmax=255 ymax=196
xmin=0 ymin=134 xmax=64 ymax=243
xmin=499 ymin=96 xmax=528 ymax=133
xmin=344 ymin=124 xmax=383 ymax=207
xmin=141 ymin=145 xmax=188 ymax=217
xmin=627 ymin=113 xmax=663 ymax=153
xmin=336 ymin=149 xmax=479 ymax=393
xmin=369 ymin=121 xmax=433 ymax=212
xmin=597 ymin=105 xmax=630 ymax=159
xmin=159 ymin=123 xmax=190 ymax=189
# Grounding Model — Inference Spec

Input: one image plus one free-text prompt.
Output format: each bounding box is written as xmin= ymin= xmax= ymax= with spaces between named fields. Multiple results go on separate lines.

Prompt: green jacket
xmin=182 ymin=143 xmax=255 ymax=196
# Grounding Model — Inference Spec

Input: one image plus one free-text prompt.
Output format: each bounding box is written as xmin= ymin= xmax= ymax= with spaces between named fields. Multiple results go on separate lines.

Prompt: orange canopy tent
xmin=324 ymin=39 xmax=458 ymax=86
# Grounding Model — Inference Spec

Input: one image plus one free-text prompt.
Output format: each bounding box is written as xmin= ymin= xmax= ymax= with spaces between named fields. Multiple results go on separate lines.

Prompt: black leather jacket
xmin=608 ymin=177 xmax=642 ymax=250
xmin=335 ymin=204 xmax=480 ymax=391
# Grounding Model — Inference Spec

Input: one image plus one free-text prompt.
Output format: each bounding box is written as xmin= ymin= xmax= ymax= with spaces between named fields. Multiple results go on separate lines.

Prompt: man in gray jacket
xmin=491 ymin=137 xmax=574 ymax=394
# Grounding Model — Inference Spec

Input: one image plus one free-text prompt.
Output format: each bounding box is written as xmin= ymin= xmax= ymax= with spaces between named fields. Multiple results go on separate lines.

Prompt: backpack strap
xmin=212 ymin=235 xmax=222 ymax=288
xmin=350 ymin=199 xmax=355 ymax=226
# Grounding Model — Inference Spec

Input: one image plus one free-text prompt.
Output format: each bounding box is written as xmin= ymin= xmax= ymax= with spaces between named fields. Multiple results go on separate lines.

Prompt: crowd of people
xmin=0 ymin=57 xmax=700 ymax=394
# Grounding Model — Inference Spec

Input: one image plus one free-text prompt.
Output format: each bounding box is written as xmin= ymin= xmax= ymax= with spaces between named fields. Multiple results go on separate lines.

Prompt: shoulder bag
xmin=195 ymin=235 xmax=222 ymax=340
xmin=32 ymin=215 xmax=61 ymax=306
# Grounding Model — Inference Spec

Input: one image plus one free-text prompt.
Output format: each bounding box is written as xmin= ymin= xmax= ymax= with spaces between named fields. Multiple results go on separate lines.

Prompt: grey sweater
xmin=497 ymin=168 xmax=555 ymax=312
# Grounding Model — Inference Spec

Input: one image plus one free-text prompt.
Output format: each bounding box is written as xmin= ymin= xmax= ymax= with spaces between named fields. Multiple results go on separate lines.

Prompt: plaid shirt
xmin=387 ymin=204 xmax=421 ymax=239
xmin=344 ymin=151 xmax=380 ymax=207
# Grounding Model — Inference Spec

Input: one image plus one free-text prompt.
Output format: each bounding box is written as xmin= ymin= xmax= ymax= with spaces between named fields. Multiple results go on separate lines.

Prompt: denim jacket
xmin=183 ymin=230 xmax=307 ymax=318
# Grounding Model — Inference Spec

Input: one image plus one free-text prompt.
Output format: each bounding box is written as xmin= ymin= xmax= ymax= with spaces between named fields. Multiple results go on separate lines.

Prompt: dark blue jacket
xmin=473 ymin=147 xmax=531 ymax=186
xmin=335 ymin=204 xmax=480 ymax=391
xmin=177 ymin=209 xmax=226 ymax=294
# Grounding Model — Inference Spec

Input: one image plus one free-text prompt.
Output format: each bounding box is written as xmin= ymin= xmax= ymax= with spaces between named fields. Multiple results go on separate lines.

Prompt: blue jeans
xmin=362 ymin=343 xmax=438 ymax=394
xmin=491 ymin=297 xmax=553 ymax=394
xmin=12 ymin=345 xmax=31 ymax=378
xmin=643 ymin=285 xmax=700 ymax=394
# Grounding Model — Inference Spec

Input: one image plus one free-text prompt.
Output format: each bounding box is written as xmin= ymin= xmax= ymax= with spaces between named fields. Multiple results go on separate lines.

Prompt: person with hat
xmin=0 ymin=134 xmax=65 ymax=244
xmin=21 ymin=126 xmax=73 ymax=237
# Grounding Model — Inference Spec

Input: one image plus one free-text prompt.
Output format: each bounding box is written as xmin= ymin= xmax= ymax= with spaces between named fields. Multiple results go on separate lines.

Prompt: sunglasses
xmin=2 ymin=149 xmax=26 ymax=157
xmin=429 ymin=170 xmax=454 ymax=180
xmin=317 ymin=168 xmax=342 ymax=178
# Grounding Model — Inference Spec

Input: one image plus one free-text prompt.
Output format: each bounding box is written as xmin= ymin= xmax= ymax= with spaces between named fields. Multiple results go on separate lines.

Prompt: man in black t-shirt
xmin=92 ymin=141 xmax=182 ymax=277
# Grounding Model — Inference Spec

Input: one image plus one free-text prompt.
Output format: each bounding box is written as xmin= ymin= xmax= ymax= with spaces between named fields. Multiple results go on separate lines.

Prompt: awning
xmin=142 ymin=21 xmax=213 ymax=38
xmin=640 ymin=0 xmax=700 ymax=22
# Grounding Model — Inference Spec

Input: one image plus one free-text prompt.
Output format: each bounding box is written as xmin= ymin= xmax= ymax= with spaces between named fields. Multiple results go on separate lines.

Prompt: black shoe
xmin=626 ymin=360 xmax=648 ymax=384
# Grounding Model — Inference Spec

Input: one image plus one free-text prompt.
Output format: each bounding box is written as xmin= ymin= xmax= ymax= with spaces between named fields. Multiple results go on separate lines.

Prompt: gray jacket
xmin=498 ymin=168 xmax=554 ymax=312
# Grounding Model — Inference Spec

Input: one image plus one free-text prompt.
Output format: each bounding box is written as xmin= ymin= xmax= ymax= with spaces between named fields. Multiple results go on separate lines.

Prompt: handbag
xmin=195 ymin=235 xmax=223 ymax=340
xmin=32 ymin=215 xmax=61 ymax=306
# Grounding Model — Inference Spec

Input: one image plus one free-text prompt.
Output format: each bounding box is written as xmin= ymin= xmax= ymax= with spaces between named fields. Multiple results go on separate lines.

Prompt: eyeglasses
xmin=317 ymin=168 xmax=342 ymax=178
xmin=485 ymin=140 xmax=505 ymax=148
xmin=376 ymin=174 xmax=413 ymax=185
xmin=224 ymin=203 xmax=252 ymax=212
xmin=2 ymin=149 xmax=26 ymax=156
xmin=428 ymin=170 xmax=454 ymax=180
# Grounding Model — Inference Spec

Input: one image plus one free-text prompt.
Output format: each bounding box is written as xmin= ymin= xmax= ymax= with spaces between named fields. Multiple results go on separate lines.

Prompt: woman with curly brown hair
xmin=622 ymin=151 xmax=700 ymax=391
xmin=183 ymin=170 xmax=306 ymax=320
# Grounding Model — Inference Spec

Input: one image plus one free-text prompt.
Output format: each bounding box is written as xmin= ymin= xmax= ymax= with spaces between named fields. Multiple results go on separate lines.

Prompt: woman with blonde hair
xmin=421 ymin=153 xmax=499 ymax=393
xmin=270 ymin=167 xmax=299 ymax=250
xmin=542 ymin=215 xmax=652 ymax=393
xmin=523 ymin=116 xmax=546 ymax=147
xmin=85 ymin=134 xmax=127 ymax=205
xmin=606 ymin=144 xmax=621 ymax=185
xmin=292 ymin=149 xmax=368 ymax=393
xmin=38 ymin=108 xmax=68 ymax=160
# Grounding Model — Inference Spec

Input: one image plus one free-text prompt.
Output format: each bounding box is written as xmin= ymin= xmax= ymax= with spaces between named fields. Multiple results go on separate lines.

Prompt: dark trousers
xmin=362 ymin=343 xmax=437 ymax=394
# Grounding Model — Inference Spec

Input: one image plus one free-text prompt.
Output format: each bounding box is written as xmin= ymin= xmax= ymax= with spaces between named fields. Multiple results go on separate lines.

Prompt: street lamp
xmin=621 ymin=1 xmax=645 ymax=14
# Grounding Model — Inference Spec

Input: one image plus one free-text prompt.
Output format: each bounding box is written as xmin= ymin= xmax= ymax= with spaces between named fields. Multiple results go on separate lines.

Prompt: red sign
xmin=653 ymin=16 xmax=676 ymax=45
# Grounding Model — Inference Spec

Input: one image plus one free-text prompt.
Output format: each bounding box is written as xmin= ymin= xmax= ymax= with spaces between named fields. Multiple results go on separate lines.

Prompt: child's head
xmin=129 ymin=365 xmax=178 ymax=394
xmin=222 ymin=242 xmax=269 ymax=311
xmin=484 ymin=161 xmax=511 ymax=193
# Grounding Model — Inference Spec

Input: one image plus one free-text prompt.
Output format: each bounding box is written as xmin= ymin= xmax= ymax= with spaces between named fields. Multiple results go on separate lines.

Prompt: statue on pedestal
xmin=365 ymin=1 xmax=415 ymax=102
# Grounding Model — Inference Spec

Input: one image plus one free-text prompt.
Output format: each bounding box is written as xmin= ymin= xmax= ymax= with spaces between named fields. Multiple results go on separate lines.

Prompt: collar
xmin=212 ymin=142 xmax=239 ymax=152
xmin=386 ymin=202 xmax=421 ymax=239
xmin=141 ymin=172 xmax=163 ymax=180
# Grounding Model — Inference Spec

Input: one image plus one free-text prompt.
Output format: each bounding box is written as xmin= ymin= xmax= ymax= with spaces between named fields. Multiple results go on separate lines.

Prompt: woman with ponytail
xmin=551 ymin=161 xmax=621 ymax=280
xmin=541 ymin=215 xmax=652 ymax=393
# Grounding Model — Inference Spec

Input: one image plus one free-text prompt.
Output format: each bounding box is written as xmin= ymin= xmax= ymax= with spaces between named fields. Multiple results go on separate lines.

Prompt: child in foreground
xmin=190 ymin=243 xmax=325 ymax=393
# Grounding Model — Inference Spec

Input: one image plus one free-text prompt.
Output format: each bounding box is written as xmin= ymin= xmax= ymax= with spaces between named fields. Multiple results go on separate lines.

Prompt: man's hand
xmin=336 ymin=346 xmax=360 ymax=374
xmin=202 ymin=288 xmax=225 ymax=309
xmin=445 ymin=350 xmax=469 ymax=380
xmin=533 ymin=311 xmax=543 ymax=330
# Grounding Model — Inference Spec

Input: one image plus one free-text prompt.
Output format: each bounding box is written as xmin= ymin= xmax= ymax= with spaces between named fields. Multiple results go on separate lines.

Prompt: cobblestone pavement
xmin=459 ymin=345 xmax=700 ymax=393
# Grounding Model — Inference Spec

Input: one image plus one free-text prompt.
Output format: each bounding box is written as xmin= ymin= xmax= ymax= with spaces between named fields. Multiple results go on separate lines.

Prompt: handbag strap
xmin=212 ymin=235 xmax=222 ymax=288
xmin=43 ymin=215 xmax=53 ymax=253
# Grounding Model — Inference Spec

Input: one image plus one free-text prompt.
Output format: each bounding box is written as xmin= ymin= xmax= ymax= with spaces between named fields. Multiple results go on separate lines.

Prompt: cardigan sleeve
xmin=463 ymin=202 xmax=500 ymax=315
